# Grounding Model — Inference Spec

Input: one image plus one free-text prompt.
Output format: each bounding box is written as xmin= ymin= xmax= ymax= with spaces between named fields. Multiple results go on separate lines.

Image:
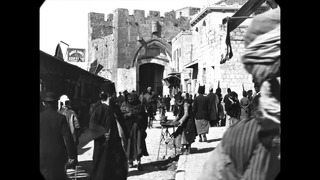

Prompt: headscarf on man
xmin=198 ymin=5 xmax=281 ymax=180
xmin=127 ymin=91 xmax=140 ymax=106
xmin=241 ymin=7 xmax=281 ymax=145
xmin=241 ymin=7 xmax=280 ymax=87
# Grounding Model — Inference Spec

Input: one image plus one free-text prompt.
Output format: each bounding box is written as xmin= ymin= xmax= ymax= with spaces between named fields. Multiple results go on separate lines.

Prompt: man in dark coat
xmin=165 ymin=95 xmax=171 ymax=112
xmin=142 ymin=87 xmax=156 ymax=128
xmin=40 ymin=92 xmax=77 ymax=180
xmin=223 ymin=88 xmax=232 ymax=128
xmin=117 ymin=92 xmax=125 ymax=106
xmin=207 ymin=87 xmax=219 ymax=127
xmin=89 ymin=82 xmax=129 ymax=180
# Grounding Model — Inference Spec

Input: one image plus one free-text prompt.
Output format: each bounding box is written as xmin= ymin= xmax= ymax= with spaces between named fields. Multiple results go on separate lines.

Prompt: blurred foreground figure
xmin=58 ymin=94 xmax=81 ymax=168
xmin=198 ymin=4 xmax=280 ymax=180
xmin=40 ymin=92 xmax=77 ymax=180
xmin=89 ymin=82 xmax=129 ymax=180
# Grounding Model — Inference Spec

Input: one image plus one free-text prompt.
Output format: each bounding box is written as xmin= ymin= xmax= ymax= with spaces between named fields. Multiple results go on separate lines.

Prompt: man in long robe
xmin=193 ymin=86 xmax=210 ymax=142
xmin=142 ymin=87 xmax=156 ymax=128
xmin=89 ymin=82 xmax=129 ymax=180
xmin=207 ymin=87 xmax=219 ymax=126
xmin=58 ymin=94 xmax=81 ymax=168
xmin=40 ymin=92 xmax=77 ymax=180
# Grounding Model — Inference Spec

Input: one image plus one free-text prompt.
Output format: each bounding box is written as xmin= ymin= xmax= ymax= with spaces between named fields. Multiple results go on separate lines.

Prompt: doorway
xmin=139 ymin=63 xmax=164 ymax=96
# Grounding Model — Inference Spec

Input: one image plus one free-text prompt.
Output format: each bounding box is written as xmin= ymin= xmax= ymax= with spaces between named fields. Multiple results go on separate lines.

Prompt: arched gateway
xmin=132 ymin=39 xmax=172 ymax=95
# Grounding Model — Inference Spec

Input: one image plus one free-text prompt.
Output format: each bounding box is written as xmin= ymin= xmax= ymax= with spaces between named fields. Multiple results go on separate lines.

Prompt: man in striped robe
xmin=198 ymin=2 xmax=280 ymax=180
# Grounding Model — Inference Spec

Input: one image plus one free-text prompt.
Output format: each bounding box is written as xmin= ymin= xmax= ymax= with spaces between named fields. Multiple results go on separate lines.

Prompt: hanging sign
xmin=67 ymin=48 xmax=85 ymax=62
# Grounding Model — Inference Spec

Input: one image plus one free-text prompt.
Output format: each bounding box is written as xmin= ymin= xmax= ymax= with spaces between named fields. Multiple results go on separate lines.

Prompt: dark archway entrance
xmin=139 ymin=63 xmax=164 ymax=96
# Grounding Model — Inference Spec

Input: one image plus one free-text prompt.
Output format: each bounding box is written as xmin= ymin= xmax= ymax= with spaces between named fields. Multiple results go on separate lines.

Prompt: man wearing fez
xmin=89 ymin=82 xmax=129 ymax=180
xmin=40 ymin=92 xmax=77 ymax=180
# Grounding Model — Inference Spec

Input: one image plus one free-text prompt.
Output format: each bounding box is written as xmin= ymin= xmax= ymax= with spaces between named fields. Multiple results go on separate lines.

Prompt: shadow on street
xmin=78 ymin=147 xmax=91 ymax=156
xmin=191 ymin=147 xmax=215 ymax=154
xmin=128 ymin=155 xmax=179 ymax=177
xmin=205 ymin=138 xmax=222 ymax=143
xmin=78 ymin=128 xmax=93 ymax=149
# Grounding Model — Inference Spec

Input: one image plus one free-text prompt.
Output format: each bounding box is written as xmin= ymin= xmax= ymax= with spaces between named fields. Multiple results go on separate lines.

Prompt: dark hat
xmin=41 ymin=92 xmax=58 ymax=102
xmin=230 ymin=91 xmax=238 ymax=98
xmin=100 ymin=82 xmax=116 ymax=95
xmin=198 ymin=85 xmax=205 ymax=94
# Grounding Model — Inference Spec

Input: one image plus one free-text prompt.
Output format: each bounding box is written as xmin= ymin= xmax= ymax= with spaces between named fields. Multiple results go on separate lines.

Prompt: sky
xmin=40 ymin=0 xmax=220 ymax=60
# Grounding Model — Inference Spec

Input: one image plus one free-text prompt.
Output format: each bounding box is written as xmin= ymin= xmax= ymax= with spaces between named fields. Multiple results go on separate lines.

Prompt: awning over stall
xmin=220 ymin=0 xmax=269 ymax=64
xmin=184 ymin=60 xmax=198 ymax=69
xmin=163 ymin=73 xmax=181 ymax=89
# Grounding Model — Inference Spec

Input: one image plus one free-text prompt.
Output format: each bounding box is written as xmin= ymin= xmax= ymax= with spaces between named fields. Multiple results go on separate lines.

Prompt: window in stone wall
xmin=177 ymin=49 xmax=180 ymax=71
xmin=177 ymin=48 xmax=179 ymax=58
xmin=203 ymin=68 xmax=206 ymax=84
xmin=192 ymin=65 xmax=198 ymax=79
xmin=203 ymin=20 xmax=206 ymax=26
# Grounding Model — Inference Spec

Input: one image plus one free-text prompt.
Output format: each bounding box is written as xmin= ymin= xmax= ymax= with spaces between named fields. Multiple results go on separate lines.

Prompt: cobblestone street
xmin=68 ymin=111 xmax=179 ymax=180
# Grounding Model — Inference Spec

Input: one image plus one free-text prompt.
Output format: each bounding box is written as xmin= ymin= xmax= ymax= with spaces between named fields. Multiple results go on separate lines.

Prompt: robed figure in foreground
xmin=89 ymin=82 xmax=129 ymax=180
xmin=121 ymin=92 xmax=149 ymax=170
xmin=172 ymin=93 xmax=197 ymax=155
xmin=198 ymin=3 xmax=280 ymax=180
xmin=40 ymin=92 xmax=77 ymax=180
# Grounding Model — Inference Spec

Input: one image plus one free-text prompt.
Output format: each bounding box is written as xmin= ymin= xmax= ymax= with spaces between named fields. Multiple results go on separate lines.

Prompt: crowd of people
xmin=39 ymin=82 xmax=264 ymax=180
xmin=40 ymin=1 xmax=280 ymax=179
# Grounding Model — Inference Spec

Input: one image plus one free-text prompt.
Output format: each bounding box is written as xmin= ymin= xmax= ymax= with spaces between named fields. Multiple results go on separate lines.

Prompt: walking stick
xmin=75 ymin=166 xmax=78 ymax=180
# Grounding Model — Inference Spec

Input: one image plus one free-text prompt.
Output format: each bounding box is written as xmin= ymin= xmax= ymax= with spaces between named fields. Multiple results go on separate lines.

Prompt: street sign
xmin=67 ymin=48 xmax=86 ymax=62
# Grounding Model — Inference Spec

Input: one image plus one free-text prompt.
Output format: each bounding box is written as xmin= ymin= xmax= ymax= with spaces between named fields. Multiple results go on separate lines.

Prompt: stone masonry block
xmin=148 ymin=10 xmax=160 ymax=18
xmin=134 ymin=10 xmax=146 ymax=24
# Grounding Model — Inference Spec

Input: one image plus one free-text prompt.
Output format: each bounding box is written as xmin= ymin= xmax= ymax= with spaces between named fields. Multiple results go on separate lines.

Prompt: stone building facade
xmin=88 ymin=7 xmax=200 ymax=95
xmin=173 ymin=0 xmax=272 ymax=97
xmin=171 ymin=30 xmax=194 ymax=94
xmin=189 ymin=4 xmax=254 ymax=97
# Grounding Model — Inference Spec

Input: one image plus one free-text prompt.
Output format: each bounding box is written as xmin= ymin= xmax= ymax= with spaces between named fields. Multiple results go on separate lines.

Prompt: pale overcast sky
xmin=40 ymin=0 xmax=220 ymax=59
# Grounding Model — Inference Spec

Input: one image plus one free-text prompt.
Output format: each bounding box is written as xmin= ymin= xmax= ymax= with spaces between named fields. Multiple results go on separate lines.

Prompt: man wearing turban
xmin=198 ymin=2 xmax=280 ymax=180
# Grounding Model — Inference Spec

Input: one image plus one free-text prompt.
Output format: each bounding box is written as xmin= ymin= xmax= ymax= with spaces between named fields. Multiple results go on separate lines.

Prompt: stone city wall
xmin=88 ymin=8 xmax=194 ymax=92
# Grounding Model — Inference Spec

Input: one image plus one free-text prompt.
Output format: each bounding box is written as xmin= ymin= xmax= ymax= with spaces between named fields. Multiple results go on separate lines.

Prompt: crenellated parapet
xmin=88 ymin=12 xmax=114 ymax=40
